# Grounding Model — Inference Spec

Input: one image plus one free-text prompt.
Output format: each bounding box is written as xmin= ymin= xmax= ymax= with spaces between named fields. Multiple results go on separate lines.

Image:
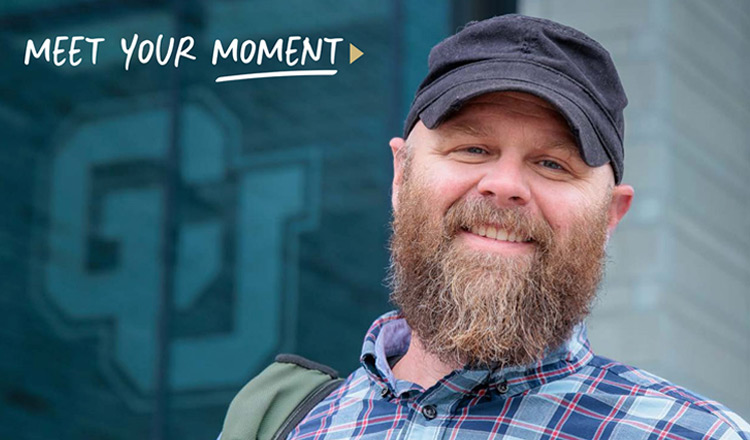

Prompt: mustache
xmin=442 ymin=198 xmax=555 ymax=246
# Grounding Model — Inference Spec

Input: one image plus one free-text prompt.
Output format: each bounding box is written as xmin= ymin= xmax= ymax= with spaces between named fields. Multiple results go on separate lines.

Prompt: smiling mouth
xmin=460 ymin=225 xmax=534 ymax=243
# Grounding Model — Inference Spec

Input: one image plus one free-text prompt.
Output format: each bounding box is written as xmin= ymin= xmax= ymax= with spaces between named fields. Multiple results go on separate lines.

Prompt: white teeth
xmin=467 ymin=225 xmax=529 ymax=243
xmin=486 ymin=226 xmax=497 ymax=239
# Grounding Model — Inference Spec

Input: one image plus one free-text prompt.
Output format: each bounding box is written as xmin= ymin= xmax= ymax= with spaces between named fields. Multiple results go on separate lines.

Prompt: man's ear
xmin=390 ymin=137 xmax=406 ymax=210
xmin=607 ymin=184 xmax=634 ymax=236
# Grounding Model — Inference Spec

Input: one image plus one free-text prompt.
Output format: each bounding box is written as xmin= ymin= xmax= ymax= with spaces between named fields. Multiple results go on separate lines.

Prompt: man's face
xmin=388 ymin=91 xmax=633 ymax=368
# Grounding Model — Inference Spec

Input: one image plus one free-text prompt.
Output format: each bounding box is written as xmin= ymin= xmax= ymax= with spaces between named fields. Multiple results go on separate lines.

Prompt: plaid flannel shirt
xmin=289 ymin=311 xmax=749 ymax=440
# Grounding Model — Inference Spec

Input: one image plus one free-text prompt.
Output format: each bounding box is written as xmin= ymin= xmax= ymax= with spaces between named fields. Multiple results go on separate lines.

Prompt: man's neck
xmin=390 ymin=335 xmax=462 ymax=390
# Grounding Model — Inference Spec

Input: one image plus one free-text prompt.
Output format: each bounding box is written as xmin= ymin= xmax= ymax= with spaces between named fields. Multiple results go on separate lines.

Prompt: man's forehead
xmin=437 ymin=92 xmax=580 ymax=155
xmin=455 ymin=92 xmax=569 ymax=125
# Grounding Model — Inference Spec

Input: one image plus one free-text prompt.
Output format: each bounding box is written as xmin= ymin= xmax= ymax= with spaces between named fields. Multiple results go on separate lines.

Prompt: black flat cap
xmin=403 ymin=14 xmax=628 ymax=184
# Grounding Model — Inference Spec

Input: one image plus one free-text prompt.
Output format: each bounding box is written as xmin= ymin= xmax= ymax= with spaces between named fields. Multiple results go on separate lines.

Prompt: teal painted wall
xmin=0 ymin=1 xmax=451 ymax=438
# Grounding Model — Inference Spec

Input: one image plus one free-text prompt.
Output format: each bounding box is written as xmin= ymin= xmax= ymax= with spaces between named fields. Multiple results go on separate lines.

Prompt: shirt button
xmin=422 ymin=404 xmax=437 ymax=420
xmin=496 ymin=380 xmax=509 ymax=394
xmin=380 ymin=387 xmax=390 ymax=398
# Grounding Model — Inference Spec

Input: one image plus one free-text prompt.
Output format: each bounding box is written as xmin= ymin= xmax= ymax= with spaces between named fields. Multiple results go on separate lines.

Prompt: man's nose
xmin=476 ymin=158 xmax=531 ymax=206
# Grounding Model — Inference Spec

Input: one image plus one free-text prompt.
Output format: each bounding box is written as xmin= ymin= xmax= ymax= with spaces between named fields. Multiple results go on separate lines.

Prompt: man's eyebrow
xmin=543 ymin=140 xmax=580 ymax=156
xmin=445 ymin=121 xmax=580 ymax=155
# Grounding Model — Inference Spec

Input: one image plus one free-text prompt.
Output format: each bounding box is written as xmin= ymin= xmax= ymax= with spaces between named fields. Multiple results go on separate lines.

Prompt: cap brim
xmin=404 ymin=59 xmax=622 ymax=183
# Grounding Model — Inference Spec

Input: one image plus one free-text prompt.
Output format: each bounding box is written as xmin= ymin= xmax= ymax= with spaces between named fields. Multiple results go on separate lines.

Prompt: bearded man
xmin=220 ymin=14 xmax=749 ymax=440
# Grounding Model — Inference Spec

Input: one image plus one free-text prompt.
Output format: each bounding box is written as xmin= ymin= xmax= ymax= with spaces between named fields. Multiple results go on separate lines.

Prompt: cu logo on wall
xmin=30 ymin=89 xmax=321 ymax=410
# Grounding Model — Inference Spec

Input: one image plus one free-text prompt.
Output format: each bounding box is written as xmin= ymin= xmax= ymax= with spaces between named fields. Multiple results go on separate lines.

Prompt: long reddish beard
xmin=388 ymin=163 xmax=610 ymax=368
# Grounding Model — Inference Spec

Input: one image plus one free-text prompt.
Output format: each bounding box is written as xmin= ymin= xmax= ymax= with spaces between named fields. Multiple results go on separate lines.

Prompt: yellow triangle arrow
xmin=349 ymin=43 xmax=364 ymax=64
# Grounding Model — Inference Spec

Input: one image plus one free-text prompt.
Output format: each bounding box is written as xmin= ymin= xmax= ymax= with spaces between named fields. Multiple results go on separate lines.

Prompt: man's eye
xmin=539 ymin=159 xmax=564 ymax=170
xmin=464 ymin=146 xmax=487 ymax=155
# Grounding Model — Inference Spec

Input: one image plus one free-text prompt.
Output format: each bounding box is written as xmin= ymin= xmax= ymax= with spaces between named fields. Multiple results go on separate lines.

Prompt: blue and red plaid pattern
xmin=289 ymin=311 xmax=749 ymax=440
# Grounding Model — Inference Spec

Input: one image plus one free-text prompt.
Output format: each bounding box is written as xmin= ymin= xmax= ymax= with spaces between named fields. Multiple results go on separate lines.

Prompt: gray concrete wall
xmin=521 ymin=0 xmax=750 ymax=418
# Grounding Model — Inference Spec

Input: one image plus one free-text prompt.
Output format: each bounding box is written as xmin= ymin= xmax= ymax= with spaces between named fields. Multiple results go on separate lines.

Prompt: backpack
xmin=220 ymin=354 xmax=344 ymax=440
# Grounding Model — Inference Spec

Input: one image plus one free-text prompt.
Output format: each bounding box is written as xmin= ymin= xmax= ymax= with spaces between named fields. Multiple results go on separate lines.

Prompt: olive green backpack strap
xmin=220 ymin=354 xmax=344 ymax=440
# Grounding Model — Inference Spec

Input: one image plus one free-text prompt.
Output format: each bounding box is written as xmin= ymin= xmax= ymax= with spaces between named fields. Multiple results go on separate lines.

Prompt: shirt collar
xmin=360 ymin=310 xmax=595 ymax=398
